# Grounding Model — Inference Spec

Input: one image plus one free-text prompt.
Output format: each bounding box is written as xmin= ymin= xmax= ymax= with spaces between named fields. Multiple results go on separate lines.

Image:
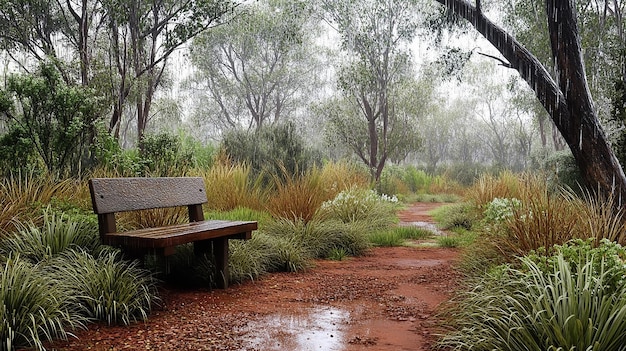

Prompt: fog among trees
xmin=1 ymin=0 xmax=625 ymax=194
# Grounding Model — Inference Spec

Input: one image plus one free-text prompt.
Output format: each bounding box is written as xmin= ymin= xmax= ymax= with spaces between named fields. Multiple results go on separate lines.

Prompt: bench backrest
xmin=89 ymin=177 xmax=208 ymax=214
xmin=89 ymin=177 xmax=208 ymax=236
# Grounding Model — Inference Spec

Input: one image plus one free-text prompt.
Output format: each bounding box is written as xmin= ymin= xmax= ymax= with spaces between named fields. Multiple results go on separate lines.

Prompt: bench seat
xmin=103 ymin=220 xmax=257 ymax=250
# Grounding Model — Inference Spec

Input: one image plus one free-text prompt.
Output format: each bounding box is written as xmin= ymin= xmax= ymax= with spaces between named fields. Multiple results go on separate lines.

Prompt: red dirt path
xmin=48 ymin=203 xmax=460 ymax=351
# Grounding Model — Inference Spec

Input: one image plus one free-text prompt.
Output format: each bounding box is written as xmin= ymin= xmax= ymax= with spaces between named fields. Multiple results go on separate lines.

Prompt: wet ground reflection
xmin=242 ymin=306 xmax=349 ymax=351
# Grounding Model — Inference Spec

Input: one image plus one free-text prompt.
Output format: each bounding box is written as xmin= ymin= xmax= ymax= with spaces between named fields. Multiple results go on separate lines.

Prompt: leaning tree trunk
xmin=434 ymin=0 xmax=626 ymax=204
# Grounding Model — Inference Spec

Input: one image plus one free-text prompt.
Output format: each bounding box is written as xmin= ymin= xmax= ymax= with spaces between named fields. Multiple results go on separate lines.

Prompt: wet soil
xmin=48 ymin=203 xmax=461 ymax=351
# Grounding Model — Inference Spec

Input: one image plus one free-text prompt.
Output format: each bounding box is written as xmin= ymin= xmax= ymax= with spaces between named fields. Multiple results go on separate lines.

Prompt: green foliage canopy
xmin=0 ymin=63 xmax=102 ymax=176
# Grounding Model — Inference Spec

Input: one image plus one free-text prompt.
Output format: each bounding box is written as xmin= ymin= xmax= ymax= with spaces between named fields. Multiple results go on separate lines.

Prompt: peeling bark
xmin=435 ymin=0 xmax=626 ymax=203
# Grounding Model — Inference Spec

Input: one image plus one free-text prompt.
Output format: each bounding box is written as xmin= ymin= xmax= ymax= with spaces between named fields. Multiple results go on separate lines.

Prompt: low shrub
xmin=221 ymin=122 xmax=320 ymax=183
xmin=315 ymin=187 xmax=398 ymax=230
xmin=527 ymin=239 xmax=626 ymax=292
xmin=483 ymin=197 xmax=521 ymax=223
xmin=431 ymin=203 xmax=475 ymax=231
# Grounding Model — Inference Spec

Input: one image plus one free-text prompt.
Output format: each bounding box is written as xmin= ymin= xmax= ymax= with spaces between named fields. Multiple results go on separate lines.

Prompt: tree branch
xmin=477 ymin=52 xmax=512 ymax=68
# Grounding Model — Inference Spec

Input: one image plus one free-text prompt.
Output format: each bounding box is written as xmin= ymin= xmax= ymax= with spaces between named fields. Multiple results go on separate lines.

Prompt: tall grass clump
xmin=438 ymin=241 xmax=626 ymax=351
xmin=193 ymin=160 xmax=264 ymax=211
xmin=50 ymin=248 xmax=158 ymax=326
xmin=318 ymin=161 xmax=370 ymax=198
xmin=229 ymin=232 xmax=279 ymax=283
xmin=205 ymin=207 xmax=272 ymax=227
xmin=428 ymin=174 xmax=465 ymax=196
xmin=0 ymin=172 xmax=77 ymax=234
xmin=465 ymin=170 xmax=522 ymax=208
xmin=264 ymin=218 xmax=371 ymax=259
xmin=266 ymin=166 xmax=329 ymax=223
xmin=566 ymin=189 xmax=626 ymax=245
xmin=0 ymin=211 xmax=100 ymax=262
xmin=123 ymin=206 xmax=189 ymax=230
xmin=0 ymin=254 xmax=79 ymax=351
xmin=499 ymin=178 xmax=581 ymax=258
xmin=229 ymin=217 xmax=373 ymax=281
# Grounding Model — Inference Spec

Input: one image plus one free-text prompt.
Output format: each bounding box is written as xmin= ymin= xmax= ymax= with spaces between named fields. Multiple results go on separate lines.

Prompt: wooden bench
xmin=88 ymin=177 xmax=257 ymax=288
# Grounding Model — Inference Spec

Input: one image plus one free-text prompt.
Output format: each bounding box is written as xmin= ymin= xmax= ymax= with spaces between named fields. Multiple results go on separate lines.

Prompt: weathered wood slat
xmin=103 ymin=220 xmax=257 ymax=248
xmin=89 ymin=177 xmax=207 ymax=214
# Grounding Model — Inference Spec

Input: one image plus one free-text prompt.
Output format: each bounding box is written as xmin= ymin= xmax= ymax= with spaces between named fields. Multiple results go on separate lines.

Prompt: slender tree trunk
xmin=434 ymin=0 xmax=626 ymax=203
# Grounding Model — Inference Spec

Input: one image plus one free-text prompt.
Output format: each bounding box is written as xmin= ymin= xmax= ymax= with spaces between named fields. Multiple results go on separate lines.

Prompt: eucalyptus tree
xmin=418 ymin=100 xmax=462 ymax=172
xmin=103 ymin=0 xmax=238 ymax=143
xmin=189 ymin=0 xmax=318 ymax=131
xmin=461 ymin=60 xmax=538 ymax=170
xmin=499 ymin=0 xmax=622 ymax=151
xmin=0 ymin=0 xmax=239 ymax=146
xmin=0 ymin=0 xmax=105 ymax=86
xmin=323 ymin=75 xmax=426 ymax=177
xmin=320 ymin=0 xmax=425 ymax=182
xmin=435 ymin=0 xmax=626 ymax=202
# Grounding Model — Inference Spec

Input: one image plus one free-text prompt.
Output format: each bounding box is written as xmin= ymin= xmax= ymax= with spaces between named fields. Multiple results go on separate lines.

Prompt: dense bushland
xmin=434 ymin=172 xmax=626 ymax=351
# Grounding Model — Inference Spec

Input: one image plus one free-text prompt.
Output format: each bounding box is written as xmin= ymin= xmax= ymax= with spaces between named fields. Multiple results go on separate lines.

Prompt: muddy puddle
xmin=242 ymin=306 xmax=349 ymax=351
xmin=400 ymin=221 xmax=446 ymax=236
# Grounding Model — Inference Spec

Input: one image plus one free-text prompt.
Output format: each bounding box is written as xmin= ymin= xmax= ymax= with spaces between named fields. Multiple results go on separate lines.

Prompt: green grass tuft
xmin=369 ymin=230 xmax=404 ymax=247
xmin=0 ymin=254 xmax=80 ymax=350
xmin=437 ymin=235 xmax=461 ymax=248
xmin=327 ymin=247 xmax=348 ymax=261
xmin=394 ymin=226 xmax=434 ymax=240
xmin=50 ymin=248 xmax=159 ymax=326
xmin=205 ymin=207 xmax=272 ymax=226
xmin=0 ymin=210 xmax=100 ymax=262
xmin=431 ymin=202 xmax=476 ymax=231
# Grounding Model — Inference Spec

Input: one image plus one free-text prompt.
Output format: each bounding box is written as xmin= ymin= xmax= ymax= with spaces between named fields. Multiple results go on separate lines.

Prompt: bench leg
xmin=194 ymin=238 xmax=229 ymax=289
xmin=212 ymin=238 xmax=229 ymax=289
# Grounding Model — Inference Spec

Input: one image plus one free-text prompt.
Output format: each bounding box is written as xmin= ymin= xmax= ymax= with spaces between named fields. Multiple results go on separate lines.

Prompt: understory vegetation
xmin=433 ymin=172 xmax=626 ymax=351
xmin=3 ymin=142 xmax=626 ymax=351
xmin=0 ymin=148 xmax=458 ymax=349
